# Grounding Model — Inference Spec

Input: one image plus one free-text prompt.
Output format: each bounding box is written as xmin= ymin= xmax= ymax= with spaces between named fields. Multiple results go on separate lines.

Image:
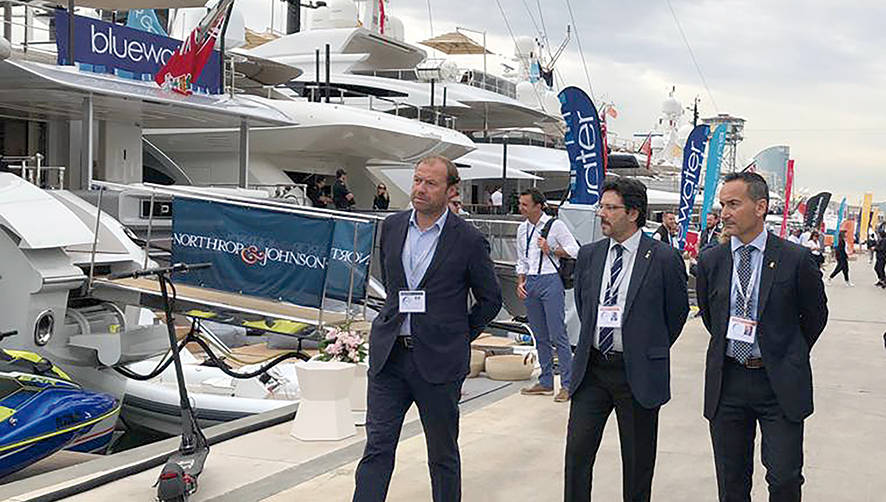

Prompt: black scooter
xmin=110 ymin=263 xmax=211 ymax=502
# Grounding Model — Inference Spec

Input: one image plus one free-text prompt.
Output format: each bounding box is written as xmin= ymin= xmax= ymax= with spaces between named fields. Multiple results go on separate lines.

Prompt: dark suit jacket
xmin=696 ymin=234 xmax=828 ymax=422
xmin=369 ymin=210 xmax=502 ymax=384
xmin=700 ymin=226 xmax=720 ymax=250
xmin=571 ymin=232 xmax=689 ymax=409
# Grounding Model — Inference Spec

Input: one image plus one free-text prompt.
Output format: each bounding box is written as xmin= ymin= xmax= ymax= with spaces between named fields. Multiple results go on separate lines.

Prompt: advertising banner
xmin=559 ymin=86 xmax=605 ymax=206
xmin=833 ymin=197 xmax=847 ymax=248
xmin=780 ymin=160 xmax=795 ymax=238
xmin=126 ymin=9 xmax=167 ymax=36
xmin=325 ymin=220 xmax=376 ymax=303
xmin=860 ymin=192 xmax=873 ymax=241
xmin=171 ymin=198 xmax=335 ymax=308
xmin=677 ymin=124 xmax=711 ymax=250
xmin=803 ymin=191 xmax=832 ymax=229
xmin=700 ymin=123 xmax=727 ymax=232
xmin=55 ymin=10 xmax=221 ymax=94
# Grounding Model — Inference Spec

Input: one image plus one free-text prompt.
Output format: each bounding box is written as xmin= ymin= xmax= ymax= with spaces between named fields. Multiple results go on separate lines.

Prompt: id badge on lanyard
xmin=727 ymin=258 xmax=758 ymax=343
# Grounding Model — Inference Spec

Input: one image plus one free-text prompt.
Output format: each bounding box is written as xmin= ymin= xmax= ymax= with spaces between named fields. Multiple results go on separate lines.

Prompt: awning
xmin=419 ymin=31 xmax=491 ymax=55
xmin=71 ymin=0 xmax=208 ymax=9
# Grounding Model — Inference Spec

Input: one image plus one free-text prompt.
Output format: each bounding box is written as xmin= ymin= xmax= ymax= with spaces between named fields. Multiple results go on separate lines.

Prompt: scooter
xmin=110 ymin=263 xmax=211 ymax=502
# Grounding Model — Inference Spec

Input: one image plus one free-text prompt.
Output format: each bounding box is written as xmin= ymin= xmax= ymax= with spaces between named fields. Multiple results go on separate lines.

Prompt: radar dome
xmin=516 ymin=81 xmax=537 ymax=107
xmin=661 ymin=94 xmax=682 ymax=117
xmin=309 ymin=0 xmax=359 ymax=30
xmin=385 ymin=15 xmax=404 ymax=41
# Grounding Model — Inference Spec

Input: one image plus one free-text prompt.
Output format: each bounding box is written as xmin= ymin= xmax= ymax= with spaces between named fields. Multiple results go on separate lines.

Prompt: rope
xmin=564 ymin=0 xmax=595 ymax=100
xmin=664 ymin=0 xmax=719 ymax=113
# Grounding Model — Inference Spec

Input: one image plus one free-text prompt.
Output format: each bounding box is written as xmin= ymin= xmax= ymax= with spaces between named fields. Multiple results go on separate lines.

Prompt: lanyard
xmin=731 ymin=248 xmax=759 ymax=317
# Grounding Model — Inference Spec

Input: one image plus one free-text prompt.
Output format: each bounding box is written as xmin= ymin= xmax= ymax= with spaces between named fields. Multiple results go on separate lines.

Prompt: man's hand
xmin=517 ymin=280 xmax=527 ymax=300
xmin=346 ymin=193 xmax=355 ymax=201
xmin=537 ymin=236 xmax=551 ymax=255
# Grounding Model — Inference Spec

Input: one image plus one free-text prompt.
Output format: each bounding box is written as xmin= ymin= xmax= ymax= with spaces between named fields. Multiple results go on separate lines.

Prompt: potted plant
xmin=317 ymin=322 xmax=369 ymax=424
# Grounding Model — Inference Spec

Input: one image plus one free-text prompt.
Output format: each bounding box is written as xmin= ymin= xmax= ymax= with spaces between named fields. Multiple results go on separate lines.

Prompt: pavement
xmin=263 ymin=261 xmax=886 ymax=502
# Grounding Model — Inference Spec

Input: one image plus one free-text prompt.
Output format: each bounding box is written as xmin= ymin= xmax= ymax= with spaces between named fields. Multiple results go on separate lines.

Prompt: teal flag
xmin=126 ymin=9 xmax=167 ymax=36
xmin=700 ymin=124 xmax=727 ymax=231
xmin=833 ymin=198 xmax=847 ymax=248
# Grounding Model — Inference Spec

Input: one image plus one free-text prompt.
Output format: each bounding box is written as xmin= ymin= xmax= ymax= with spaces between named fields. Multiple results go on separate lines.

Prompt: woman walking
xmin=828 ymin=230 xmax=853 ymax=286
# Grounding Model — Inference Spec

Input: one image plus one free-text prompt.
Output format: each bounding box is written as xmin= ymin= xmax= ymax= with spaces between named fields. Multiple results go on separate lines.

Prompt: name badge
xmin=727 ymin=316 xmax=757 ymax=344
xmin=399 ymin=290 xmax=426 ymax=314
xmin=597 ymin=306 xmax=622 ymax=328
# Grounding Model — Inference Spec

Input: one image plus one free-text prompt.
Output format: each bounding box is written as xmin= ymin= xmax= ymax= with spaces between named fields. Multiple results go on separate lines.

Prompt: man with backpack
xmin=515 ymin=188 xmax=580 ymax=403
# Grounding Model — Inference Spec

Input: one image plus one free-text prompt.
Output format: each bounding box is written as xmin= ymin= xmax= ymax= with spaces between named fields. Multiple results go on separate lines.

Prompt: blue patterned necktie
xmin=598 ymin=244 xmax=624 ymax=355
xmin=732 ymin=245 xmax=755 ymax=363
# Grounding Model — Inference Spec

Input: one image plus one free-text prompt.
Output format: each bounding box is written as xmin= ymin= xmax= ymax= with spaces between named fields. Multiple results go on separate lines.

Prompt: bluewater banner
xmin=559 ymin=86 xmax=605 ymax=206
xmin=700 ymin=123 xmax=727 ymax=231
xmin=171 ymin=198 xmax=336 ymax=308
xmin=833 ymin=197 xmax=847 ymax=248
xmin=325 ymin=219 xmax=377 ymax=303
xmin=126 ymin=9 xmax=167 ymax=36
xmin=803 ymin=191 xmax=832 ymax=229
xmin=55 ymin=10 xmax=221 ymax=94
xmin=677 ymin=124 xmax=711 ymax=250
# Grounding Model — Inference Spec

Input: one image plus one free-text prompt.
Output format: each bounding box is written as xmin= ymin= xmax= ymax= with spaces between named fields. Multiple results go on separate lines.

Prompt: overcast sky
xmin=238 ymin=0 xmax=885 ymax=203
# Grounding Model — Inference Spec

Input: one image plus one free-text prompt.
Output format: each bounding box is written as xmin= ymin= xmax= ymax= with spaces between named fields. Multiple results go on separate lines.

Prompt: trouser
xmin=829 ymin=257 xmax=849 ymax=281
xmin=875 ymin=255 xmax=886 ymax=283
xmin=710 ymin=361 xmax=804 ymax=502
xmin=524 ymin=273 xmax=572 ymax=389
xmin=565 ymin=350 xmax=660 ymax=502
xmin=353 ymin=343 xmax=463 ymax=502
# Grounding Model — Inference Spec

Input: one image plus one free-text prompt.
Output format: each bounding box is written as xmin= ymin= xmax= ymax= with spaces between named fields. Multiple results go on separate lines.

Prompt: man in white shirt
xmin=490 ymin=186 xmax=503 ymax=209
xmin=516 ymin=188 xmax=580 ymax=403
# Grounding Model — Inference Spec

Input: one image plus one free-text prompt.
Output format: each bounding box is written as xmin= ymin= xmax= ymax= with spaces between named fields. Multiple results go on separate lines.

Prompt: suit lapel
xmin=392 ymin=212 xmax=410 ymax=289
xmin=756 ymin=234 xmax=781 ymax=320
xmin=417 ymin=211 xmax=456 ymax=289
xmin=717 ymin=243 xmax=734 ymax=330
xmin=622 ymin=234 xmax=654 ymax=321
xmin=586 ymin=241 xmax=606 ymax=327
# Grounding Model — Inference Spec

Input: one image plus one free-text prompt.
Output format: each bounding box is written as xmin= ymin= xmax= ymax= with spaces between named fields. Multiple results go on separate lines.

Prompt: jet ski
xmin=0 ymin=349 xmax=120 ymax=479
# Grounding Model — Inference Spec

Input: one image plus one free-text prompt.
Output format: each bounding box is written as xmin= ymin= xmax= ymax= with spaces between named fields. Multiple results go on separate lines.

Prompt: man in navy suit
xmin=696 ymin=172 xmax=828 ymax=501
xmin=565 ymin=178 xmax=689 ymax=502
xmin=353 ymin=156 xmax=502 ymax=502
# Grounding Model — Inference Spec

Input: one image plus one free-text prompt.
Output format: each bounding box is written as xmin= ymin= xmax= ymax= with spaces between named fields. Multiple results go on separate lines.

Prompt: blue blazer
xmin=369 ymin=210 xmax=502 ymax=384
xmin=571 ymin=232 xmax=689 ymax=409
xmin=696 ymin=234 xmax=828 ymax=421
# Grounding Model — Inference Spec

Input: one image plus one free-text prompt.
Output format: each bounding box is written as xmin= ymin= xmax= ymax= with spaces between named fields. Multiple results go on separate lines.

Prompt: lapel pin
xmin=644 ymin=250 xmax=651 ymax=259
xmin=769 ymin=261 xmax=775 ymax=269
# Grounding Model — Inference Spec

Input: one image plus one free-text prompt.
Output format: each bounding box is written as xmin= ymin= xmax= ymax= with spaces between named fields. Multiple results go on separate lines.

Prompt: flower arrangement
xmin=318 ymin=323 xmax=368 ymax=364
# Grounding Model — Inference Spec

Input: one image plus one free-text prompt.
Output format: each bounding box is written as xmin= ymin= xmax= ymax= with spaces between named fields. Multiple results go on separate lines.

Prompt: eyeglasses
xmin=596 ymin=204 xmax=626 ymax=214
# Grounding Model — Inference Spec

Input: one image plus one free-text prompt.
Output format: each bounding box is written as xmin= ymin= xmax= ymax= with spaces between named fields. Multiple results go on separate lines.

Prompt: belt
xmin=729 ymin=356 xmax=764 ymax=369
xmin=590 ymin=347 xmax=623 ymax=361
xmin=395 ymin=336 xmax=414 ymax=350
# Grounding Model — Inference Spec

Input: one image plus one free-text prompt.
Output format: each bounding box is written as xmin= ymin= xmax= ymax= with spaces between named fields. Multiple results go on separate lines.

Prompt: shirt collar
xmin=409 ymin=208 xmax=449 ymax=232
xmin=610 ymin=228 xmax=642 ymax=254
xmin=526 ymin=213 xmax=551 ymax=230
xmin=730 ymin=228 xmax=768 ymax=254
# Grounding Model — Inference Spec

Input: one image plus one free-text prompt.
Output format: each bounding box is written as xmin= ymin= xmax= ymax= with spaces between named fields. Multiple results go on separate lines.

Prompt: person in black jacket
xmin=875 ymin=229 xmax=886 ymax=288
xmin=372 ymin=183 xmax=390 ymax=210
xmin=696 ymin=172 xmax=828 ymax=501
xmin=333 ymin=169 xmax=356 ymax=210
xmin=353 ymin=156 xmax=502 ymax=502
xmin=827 ymin=230 xmax=853 ymax=286
xmin=565 ymin=179 xmax=689 ymax=502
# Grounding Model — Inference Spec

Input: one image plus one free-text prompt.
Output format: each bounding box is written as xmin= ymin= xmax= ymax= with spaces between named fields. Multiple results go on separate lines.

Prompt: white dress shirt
xmin=594 ymin=228 xmax=642 ymax=352
xmin=515 ymin=214 xmax=580 ymax=276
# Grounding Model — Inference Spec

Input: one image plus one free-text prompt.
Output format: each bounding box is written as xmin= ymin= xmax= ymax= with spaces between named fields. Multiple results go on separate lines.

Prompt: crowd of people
xmin=351 ymin=155 xmax=847 ymax=502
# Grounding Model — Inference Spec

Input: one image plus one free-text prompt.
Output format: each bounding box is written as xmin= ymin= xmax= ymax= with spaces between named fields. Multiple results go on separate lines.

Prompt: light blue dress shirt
xmin=726 ymin=229 xmax=768 ymax=359
xmin=399 ymin=209 xmax=449 ymax=336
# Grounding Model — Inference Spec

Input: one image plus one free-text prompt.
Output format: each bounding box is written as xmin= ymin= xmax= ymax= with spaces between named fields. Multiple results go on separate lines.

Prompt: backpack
xmin=537 ymin=217 xmax=577 ymax=289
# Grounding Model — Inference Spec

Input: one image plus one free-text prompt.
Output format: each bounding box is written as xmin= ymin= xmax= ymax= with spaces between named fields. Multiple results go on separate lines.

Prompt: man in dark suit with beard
xmin=353 ymin=156 xmax=502 ymax=502
xmin=565 ymin=178 xmax=689 ymax=502
xmin=696 ymin=172 xmax=828 ymax=502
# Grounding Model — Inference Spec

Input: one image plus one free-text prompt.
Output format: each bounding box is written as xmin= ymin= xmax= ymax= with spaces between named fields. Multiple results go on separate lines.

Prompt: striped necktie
xmin=598 ymin=244 xmax=624 ymax=355
xmin=732 ymin=245 xmax=755 ymax=363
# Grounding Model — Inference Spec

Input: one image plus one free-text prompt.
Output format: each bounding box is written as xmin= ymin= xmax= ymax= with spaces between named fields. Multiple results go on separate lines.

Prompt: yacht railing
xmin=1 ymin=1 xmax=62 ymax=60
xmin=354 ymin=68 xmax=517 ymax=99
xmin=300 ymin=82 xmax=459 ymax=130
xmin=2 ymin=153 xmax=66 ymax=189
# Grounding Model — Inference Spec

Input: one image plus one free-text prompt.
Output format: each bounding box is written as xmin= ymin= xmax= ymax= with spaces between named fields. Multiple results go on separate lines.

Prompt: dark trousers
xmin=565 ymin=350 xmax=660 ymax=502
xmin=353 ymin=343 xmax=463 ymax=502
xmin=829 ymin=257 xmax=849 ymax=281
xmin=875 ymin=255 xmax=886 ymax=283
xmin=710 ymin=361 xmax=805 ymax=502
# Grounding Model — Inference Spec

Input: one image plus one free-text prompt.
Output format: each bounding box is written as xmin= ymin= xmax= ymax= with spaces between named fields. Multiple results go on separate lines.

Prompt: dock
xmin=3 ymin=263 xmax=884 ymax=502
